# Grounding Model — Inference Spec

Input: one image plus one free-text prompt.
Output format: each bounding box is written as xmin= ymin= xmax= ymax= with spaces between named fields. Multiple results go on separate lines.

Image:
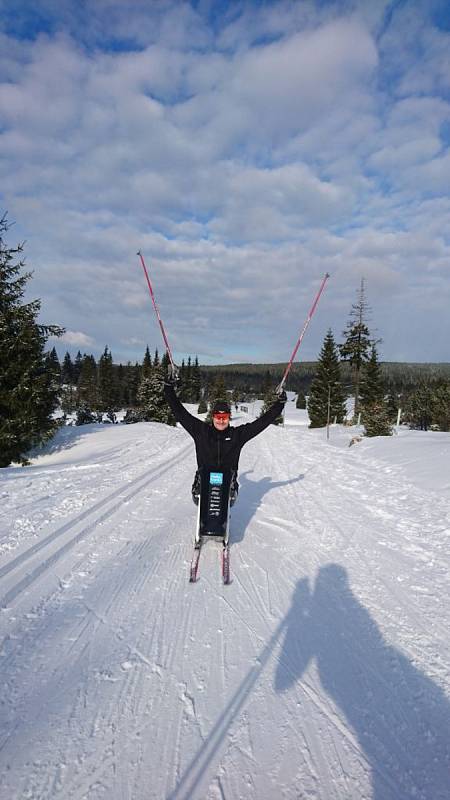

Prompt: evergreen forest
xmin=2 ymin=215 xmax=450 ymax=467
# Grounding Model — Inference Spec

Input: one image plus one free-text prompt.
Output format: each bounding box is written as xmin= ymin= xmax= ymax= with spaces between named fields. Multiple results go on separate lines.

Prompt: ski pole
xmin=137 ymin=250 xmax=178 ymax=377
xmin=276 ymin=272 xmax=330 ymax=393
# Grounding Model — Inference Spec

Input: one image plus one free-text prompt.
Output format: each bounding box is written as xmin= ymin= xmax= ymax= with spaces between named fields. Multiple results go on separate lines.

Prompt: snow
xmin=1 ymin=407 xmax=449 ymax=799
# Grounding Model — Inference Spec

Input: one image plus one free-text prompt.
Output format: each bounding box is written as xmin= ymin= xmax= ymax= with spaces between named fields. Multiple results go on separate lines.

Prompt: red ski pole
xmin=276 ymin=272 xmax=330 ymax=393
xmin=137 ymin=251 xmax=178 ymax=377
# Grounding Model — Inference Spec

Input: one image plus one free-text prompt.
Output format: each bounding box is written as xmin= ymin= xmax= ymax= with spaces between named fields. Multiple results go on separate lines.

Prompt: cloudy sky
xmin=1 ymin=0 xmax=449 ymax=365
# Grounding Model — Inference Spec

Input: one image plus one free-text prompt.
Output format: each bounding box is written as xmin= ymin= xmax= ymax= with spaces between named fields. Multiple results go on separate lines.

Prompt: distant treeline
xmin=199 ymin=362 xmax=450 ymax=397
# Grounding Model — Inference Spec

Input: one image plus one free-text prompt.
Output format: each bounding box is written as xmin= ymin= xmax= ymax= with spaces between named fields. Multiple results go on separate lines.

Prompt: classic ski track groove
xmin=0 ymin=442 xmax=192 ymax=610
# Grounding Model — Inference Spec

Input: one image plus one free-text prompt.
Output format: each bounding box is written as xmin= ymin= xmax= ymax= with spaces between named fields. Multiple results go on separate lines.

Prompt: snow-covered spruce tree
xmin=308 ymin=330 xmax=346 ymax=428
xmin=363 ymin=401 xmax=393 ymax=437
xmin=296 ymin=391 xmax=306 ymax=409
xmin=137 ymin=367 xmax=175 ymax=425
xmin=75 ymin=404 xmax=96 ymax=426
xmin=0 ymin=214 xmax=64 ymax=467
xmin=160 ymin=351 xmax=170 ymax=379
xmin=141 ymin=345 xmax=152 ymax=379
xmin=339 ymin=278 xmax=374 ymax=420
xmin=358 ymin=345 xmax=392 ymax=437
xmin=360 ymin=345 xmax=385 ymax=407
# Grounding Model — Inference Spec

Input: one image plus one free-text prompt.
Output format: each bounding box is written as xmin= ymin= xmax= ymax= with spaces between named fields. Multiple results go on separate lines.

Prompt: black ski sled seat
xmin=196 ymin=467 xmax=235 ymax=539
xmin=192 ymin=468 xmax=238 ymax=508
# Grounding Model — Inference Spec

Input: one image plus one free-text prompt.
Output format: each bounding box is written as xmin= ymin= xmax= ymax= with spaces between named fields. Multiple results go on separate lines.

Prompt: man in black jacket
xmin=164 ymin=382 xmax=286 ymax=505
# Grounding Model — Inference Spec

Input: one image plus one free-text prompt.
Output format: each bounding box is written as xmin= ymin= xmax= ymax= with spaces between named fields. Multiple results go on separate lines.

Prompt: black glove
xmin=166 ymin=365 xmax=180 ymax=386
xmin=277 ymin=389 xmax=287 ymax=403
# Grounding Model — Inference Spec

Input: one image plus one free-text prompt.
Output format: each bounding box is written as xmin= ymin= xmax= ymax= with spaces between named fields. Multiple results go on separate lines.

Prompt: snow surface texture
xmin=1 ymin=405 xmax=449 ymax=799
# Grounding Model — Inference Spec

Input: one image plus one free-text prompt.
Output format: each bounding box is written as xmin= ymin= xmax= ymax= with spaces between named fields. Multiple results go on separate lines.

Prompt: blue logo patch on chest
xmin=210 ymin=472 xmax=223 ymax=485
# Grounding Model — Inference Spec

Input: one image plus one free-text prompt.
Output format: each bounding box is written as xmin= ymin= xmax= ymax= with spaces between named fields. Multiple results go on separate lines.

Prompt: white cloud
xmin=60 ymin=330 xmax=95 ymax=347
xmin=1 ymin=1 xmax=449 ymax=364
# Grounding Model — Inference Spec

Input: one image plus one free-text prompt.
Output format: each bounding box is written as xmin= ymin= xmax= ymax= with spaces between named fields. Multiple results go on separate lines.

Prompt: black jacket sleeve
xmin=237 ymin=398 xmax=285 ymax=446
xmin=164 ymin=384 xmax=202 ymax=438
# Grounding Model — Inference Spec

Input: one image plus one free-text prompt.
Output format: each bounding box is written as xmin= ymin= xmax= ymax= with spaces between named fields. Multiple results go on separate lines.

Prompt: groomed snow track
xmin=1 ymin=419 xmax=449 ymax=799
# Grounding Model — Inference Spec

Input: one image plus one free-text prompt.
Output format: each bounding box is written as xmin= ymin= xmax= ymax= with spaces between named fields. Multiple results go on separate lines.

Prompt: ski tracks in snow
xmin=0 ymin=421 xmax=449 ymax=799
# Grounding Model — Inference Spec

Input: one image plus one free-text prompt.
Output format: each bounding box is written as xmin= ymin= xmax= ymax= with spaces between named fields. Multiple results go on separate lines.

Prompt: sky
xmin=1 ymin=0 xmax=449 ymax=366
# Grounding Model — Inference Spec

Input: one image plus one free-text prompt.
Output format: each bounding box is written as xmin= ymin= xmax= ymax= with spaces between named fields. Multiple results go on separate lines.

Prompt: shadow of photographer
xmin=275 ymin=564 xmax=450 ymax=799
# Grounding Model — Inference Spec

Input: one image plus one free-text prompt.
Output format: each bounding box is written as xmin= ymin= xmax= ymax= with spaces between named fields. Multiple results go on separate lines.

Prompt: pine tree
xmin=181 ymin=357 xmax=199 ymax=403
xmin=153 ymin=348 xmax=160 ymax=368
xmin=116 ymin=363 xmax=125 ymax=408
xmin=61 ymin=351 xmax=74 ymax=385
xmin=73 ymin=351 xmax=83 ymax=383
xmin=126 ymin=362 xmax=141 ymax=407
xmin=77 ymin=355 xmax=98 ymax=409
xmin=44 ymin=347 xmax=61 ymax=384
xmin=340 ymin=279 xmax=374 ymax=419
xmin=98 ymin=346 xmax=116 ymax=412
xmin=296 ymin=391 xmax=306 ymax=409
xmin=360 ymin=345 xmax=385 ymax=410
xmin=160 ymin=351 xmax=170 ymax=380
xmin=178 ymin=359 xmax=187 ymax=400
xmin=60 ymin=385 xmax=77 ymax=415
xmin=142 ymin=346 xmax=152 ymax=379
xmin=359 ymin=344 xmax=392 ymax=435
xmin=184 ymin=356 xmax=195 ymax=402
xmin=0 ymin=214 xmax=64 ymax=466
xmin=363 ymin=402 xmax=393 ymax=437
xmin=191 ymin=357 xmax=202 ymax=402
xmin=137 ymin=367 xmax=175 ymax=425
xmin=308 ymin=330 xmax=346 ymax=428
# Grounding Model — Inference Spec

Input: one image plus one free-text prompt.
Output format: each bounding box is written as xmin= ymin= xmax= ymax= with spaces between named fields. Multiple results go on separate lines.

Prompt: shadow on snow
xmin=170 ymin=565 xmax=449 ymax=800
xmin=275 ymin=564 xmax=450 ymax=800
xmin=231 ymin=469 xmax=304 ymax=543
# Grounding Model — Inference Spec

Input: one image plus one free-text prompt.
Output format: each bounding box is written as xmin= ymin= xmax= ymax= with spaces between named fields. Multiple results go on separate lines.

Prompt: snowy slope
xmin=1 ymin=412 xmax=449 ymax=800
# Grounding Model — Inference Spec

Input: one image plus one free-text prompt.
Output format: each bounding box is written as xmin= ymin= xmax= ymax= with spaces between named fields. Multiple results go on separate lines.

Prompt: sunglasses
xmin=213 ymin=412 xmax=230 ymax=422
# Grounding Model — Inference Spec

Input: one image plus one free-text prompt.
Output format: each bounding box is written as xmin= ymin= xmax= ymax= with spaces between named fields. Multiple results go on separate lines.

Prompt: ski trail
xmin=0 ymin=442 xmax=192 ymax=616
xmin=1 ymin=421 xmax=449 ymax=799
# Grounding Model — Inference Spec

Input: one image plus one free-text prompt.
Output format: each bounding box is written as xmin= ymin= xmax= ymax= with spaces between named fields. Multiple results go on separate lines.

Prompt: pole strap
xmin=137 ymin=251 xmax=178 ymax=375
xmin=276 ymin=272 xmax=330 ymax=393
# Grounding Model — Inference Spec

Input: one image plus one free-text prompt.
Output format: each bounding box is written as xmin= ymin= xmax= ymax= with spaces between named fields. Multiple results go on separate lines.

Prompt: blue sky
xmin=1 ymin=0 xmax=449 ymax=365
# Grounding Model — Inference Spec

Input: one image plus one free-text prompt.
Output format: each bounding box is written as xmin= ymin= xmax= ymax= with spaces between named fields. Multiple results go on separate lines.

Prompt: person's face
xmin=213 ymin=412 xmax=230 ymax=431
